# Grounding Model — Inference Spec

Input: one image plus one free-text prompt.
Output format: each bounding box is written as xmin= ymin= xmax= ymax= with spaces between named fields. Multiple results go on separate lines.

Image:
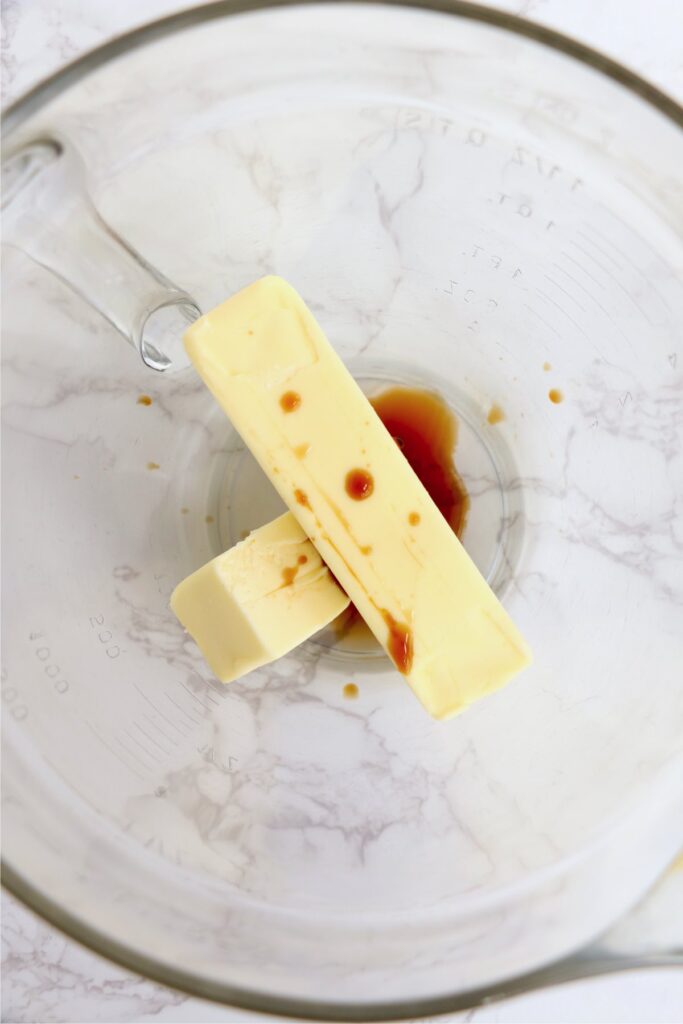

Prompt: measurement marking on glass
xmin=142 ymin=712 xmax=180 ymax=747
xmin=133 ymin=682 xmax=188 ymax=738
xmin=535 ymin=287 xmax=590 ymax=341
xmin=133 ymin=720 xmax=172 ymax=756
xmin=576 ymin=228 xmax=623 ymax=272
xmin=523 ymin=303 xmax=562 ymax=340
xmin=85 ymin=720 xmax=146 ymax=782
xmin=569 ymin=237 xmax=620 ymax=281
xmin=166 ymin=691 xmax=203 ymax=726
xmin=553 ymin=261 xmax=615 ymax=323
xmin=569 ymin=239 xmax=651 ymax=325
xmin=116 ymin=737 xmax=154 ymax=774
xmin=592 ymin=204 xmax=673 ymax=311
xmin=560 ymin=250 xmax=604 ymax=290
xmin=178 ymin=680 xmax=213 ymax=712
xmin=542 ymin=272 xmax=586 ymax=314
xmin=193 ymin=675 xmax=223 ymax=703
xmin=123 ymin=727 xmax=164 ymax=765
xmin=203 ymin=681 xmax=224 ymax=703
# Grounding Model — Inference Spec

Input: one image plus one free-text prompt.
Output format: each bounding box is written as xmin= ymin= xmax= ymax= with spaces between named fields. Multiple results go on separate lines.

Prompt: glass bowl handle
xmin=1 ymin=136 xmax=200 ymax=372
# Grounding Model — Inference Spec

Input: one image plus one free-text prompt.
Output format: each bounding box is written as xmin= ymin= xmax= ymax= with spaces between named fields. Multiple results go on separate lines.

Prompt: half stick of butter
xmin=185 ymin=277 xmax=531 ymax=718
xmin=171 ymin=513 xmax=349 ymax=682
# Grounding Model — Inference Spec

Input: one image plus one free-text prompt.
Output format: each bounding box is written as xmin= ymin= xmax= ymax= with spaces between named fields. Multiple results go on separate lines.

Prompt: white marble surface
xmin=2 ymin=1 xmax=683 ymax=1022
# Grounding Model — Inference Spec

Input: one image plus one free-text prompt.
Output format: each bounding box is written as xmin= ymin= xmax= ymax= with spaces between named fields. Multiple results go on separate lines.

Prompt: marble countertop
xmin=2 ymin=1 xmax=682 ymax=1022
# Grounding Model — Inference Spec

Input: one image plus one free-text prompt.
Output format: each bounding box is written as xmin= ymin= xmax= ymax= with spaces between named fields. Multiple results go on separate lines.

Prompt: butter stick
xmin=171 ymin=513 xmax=349 ymax=682
xmin=185 ymin=277 xmax=531 ymax=718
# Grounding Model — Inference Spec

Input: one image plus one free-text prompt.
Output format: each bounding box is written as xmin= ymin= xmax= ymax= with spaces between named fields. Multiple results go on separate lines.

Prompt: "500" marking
xmin=29 ymin=632 xmax=70 ymax=694
xmin=88 ymin=615 xmax=124 ymax=659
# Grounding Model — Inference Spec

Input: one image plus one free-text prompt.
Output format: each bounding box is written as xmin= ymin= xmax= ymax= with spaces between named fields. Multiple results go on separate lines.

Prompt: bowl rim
xmin=4 ymin=863 xmax=683 ymax=1023
xmin=2 ymin=0 xmax=683 ymax=135
xmin=2 ymin=1 xmax=682 ymax=1018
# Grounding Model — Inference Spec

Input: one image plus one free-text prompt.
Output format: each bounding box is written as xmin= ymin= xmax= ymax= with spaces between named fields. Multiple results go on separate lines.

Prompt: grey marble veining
xmin=2 ymin=1 xmax=683 ymax=1022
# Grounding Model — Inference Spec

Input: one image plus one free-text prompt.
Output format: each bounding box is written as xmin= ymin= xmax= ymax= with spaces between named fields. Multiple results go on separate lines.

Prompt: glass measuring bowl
xmin=2 ymin=2 xmax=682 ymax=1018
